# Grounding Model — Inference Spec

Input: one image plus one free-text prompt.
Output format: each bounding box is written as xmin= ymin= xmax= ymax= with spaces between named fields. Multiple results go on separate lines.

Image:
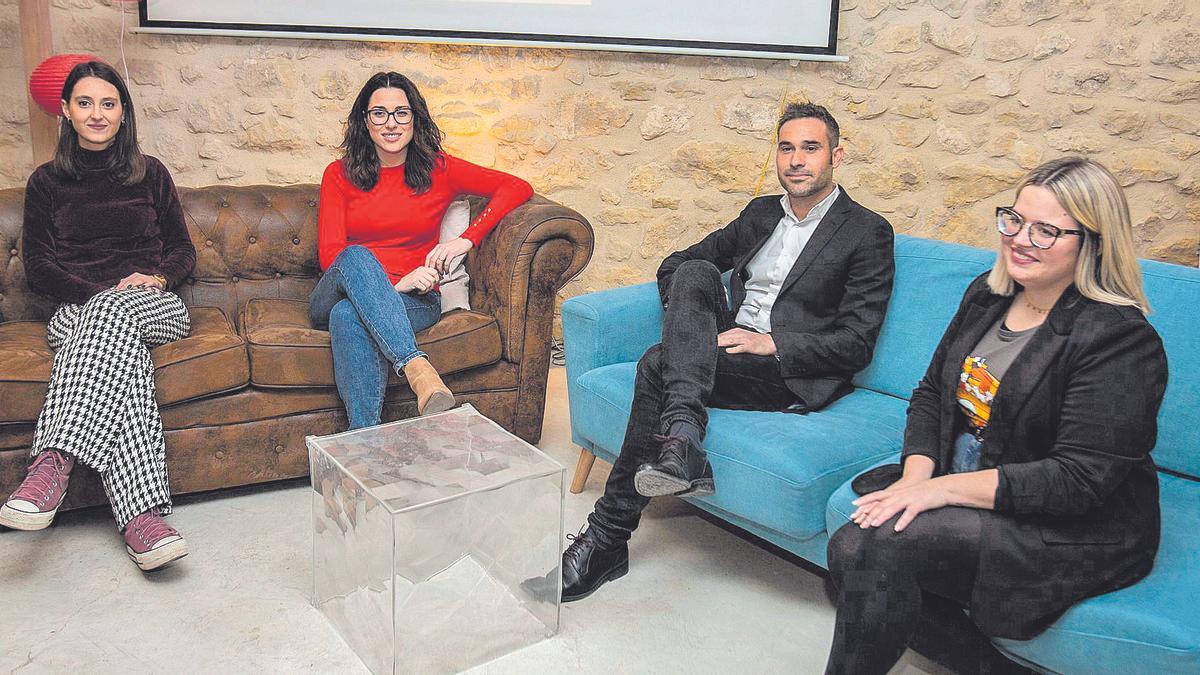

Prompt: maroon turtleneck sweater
xmin=22 ymin=149 xmax=197 ymax=305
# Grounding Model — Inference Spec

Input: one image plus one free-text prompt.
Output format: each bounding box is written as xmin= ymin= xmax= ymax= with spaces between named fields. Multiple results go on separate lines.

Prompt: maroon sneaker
xmin=123 ymin=509 xmax=188 ymax=571
xmin=0 ymin=450 xmax=74 ymax=531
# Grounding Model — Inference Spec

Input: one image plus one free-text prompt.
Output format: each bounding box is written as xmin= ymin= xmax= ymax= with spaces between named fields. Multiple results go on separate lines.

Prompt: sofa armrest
xmin=467 ymin=194 xmax=593 ymax=442
xmin=468 ymin=195 xmax=593 ymax=363
xmin=561 ymin=271 xmax=731 ymax=380
xmin=562 ymin=281 xmax=662 ymax=449
xmin=562 ymin=281 xmax=663 ymax=383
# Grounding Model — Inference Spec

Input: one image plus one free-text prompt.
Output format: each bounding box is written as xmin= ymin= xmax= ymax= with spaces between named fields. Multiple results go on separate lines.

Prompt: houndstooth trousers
xmin=31 ymin=289 xmax=190 ymax=529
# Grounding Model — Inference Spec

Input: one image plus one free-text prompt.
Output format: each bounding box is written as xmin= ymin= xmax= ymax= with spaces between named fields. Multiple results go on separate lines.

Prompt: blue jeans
xmin=309 ymin=246 xmax=442 ymax=430
xmin=951 ymin=431 xmax=983 ymax=474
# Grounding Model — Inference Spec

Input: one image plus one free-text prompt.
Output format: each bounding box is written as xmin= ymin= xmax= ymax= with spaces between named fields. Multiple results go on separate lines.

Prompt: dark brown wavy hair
xmin=340 ymin=72 xmax=444 ymax=193
xmin=53 ymin=60 xmax=146 ymax=185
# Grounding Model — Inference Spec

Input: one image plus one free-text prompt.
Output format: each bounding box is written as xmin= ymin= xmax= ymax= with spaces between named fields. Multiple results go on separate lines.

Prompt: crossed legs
xmin=308 ymin=245 xmax=444 ymax=429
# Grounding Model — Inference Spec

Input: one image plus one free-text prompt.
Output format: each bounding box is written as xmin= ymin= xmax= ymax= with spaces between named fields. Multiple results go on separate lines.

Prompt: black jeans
xmin=587 ymin=259 xmax=796 ymax=545
xmin=826 ymin=506 xmax=1000 ymax=675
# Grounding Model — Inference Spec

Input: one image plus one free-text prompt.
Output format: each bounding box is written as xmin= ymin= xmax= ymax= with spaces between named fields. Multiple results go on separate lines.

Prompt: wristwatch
xmin=152 ymin=274 xmax=169 ymax=289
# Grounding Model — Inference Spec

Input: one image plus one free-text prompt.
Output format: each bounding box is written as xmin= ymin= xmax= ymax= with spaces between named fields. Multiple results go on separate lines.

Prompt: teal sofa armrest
xmin=562 ymin=281 xmax=663 ymax=447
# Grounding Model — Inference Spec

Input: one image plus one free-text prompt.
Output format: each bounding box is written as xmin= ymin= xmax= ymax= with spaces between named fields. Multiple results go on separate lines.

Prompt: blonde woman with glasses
xmin=824 ymin=157 xmax=1168 ymax=674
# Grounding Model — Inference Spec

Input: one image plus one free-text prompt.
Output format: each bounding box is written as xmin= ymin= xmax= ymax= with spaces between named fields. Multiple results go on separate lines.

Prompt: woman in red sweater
xmin=311 ymin=72 xmax=533 ymax=428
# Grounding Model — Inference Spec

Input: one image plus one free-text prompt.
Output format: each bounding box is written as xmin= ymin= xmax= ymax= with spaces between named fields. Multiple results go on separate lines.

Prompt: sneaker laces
xmin=10 ymin=452 xmax=70 ymax=503
xmin=127 ymin=510 xmax=177 ymax=544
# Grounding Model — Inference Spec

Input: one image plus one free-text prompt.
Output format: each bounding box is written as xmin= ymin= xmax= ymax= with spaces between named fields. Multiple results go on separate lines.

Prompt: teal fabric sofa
xmin=564 ymin=233 xmax=1199 ymax=674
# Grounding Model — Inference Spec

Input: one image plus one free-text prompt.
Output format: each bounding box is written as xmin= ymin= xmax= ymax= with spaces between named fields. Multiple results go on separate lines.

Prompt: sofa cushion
xmin=824 ymin=456 xmax=899 ymax=538
xmin=826 ymin=471 xmax=1200 ymax=674
xmin=0 ymin=306 xmax=249 ymax=424
xmin=241 ymin=298 xmax=502 ymax=388
xmin=853 ymin=234 xmax=993 ymax=400
xmin=0 ymin=321 xmax=53 ymax=424
xmin=153 ymin=306 xmax=250 ymax=406
xmin=573 ymin=361 xmax=909 ymax=541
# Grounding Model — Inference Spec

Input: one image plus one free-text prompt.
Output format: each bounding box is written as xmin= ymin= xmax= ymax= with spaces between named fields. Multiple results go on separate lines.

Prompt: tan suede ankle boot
xmin=402 ymin=357 xmax=455 ymax=416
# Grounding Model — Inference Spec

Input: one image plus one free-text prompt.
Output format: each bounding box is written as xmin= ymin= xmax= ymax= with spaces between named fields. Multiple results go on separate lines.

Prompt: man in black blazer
xmin=563 ymin=103 xmax=895 ymax=601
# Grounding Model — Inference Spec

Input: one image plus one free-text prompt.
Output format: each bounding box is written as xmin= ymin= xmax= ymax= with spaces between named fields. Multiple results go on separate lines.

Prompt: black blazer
xmin=657 ymin=190 xmax=894 ymax=411
xmin=903 ymin=274 xmax=1168 ymax=639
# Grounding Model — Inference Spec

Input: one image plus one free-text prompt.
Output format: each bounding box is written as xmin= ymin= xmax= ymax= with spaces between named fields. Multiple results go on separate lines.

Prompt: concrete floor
xmin=0 ymin=368 xmax=944 ymax=674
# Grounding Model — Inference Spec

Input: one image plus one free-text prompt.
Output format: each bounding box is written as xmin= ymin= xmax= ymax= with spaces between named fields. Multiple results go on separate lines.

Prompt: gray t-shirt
xmin=971 ymin=314 xmax=1038 ymax=383
xmin=952 ymin=313 xmax=1037 ymax=473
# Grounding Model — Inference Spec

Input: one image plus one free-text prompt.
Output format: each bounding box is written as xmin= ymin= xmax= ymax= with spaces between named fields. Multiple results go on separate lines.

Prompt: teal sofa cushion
xmin=573 ymin=362 xmax=909 ymax=542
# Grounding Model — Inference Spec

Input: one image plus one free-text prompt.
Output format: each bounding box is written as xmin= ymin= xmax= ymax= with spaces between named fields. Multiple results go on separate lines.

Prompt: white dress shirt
xmin=734 ymin=186 xmax=841 ymax=333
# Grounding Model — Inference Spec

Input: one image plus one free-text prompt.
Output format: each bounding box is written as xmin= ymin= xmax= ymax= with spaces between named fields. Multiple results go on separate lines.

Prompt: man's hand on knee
xmin=717 ymin=328 xmax=776 ymax=356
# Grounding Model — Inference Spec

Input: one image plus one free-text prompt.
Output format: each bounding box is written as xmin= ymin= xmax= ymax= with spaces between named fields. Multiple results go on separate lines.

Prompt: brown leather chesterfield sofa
xmin=0 ymin=184 xmax=593 ymax=514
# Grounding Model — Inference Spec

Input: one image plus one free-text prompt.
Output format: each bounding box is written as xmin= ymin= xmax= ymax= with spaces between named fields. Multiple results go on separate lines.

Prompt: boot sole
xmin=634 ymin=469 xmax=715 ymax=498
xmin=0 ymin=503 xmax=57 ymax=531
xmin=562 ymin=559 xmax=629 ymax=603
xmin=419 ymin=391 xmax=456 ymax=416
xmin=127 ymin=538 xmax=189 ymax=572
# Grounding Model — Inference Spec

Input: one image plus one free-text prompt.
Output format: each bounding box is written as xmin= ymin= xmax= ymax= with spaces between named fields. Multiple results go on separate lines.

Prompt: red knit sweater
xmin=317 ymin=155 xmax=533 ymax=283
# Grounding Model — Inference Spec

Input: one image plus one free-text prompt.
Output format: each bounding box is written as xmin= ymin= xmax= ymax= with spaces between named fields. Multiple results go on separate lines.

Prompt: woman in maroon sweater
xmin=0 ymin=61 xmax=196 ymax=572
xmin=311 ymin=72 xmax=532 ymax=428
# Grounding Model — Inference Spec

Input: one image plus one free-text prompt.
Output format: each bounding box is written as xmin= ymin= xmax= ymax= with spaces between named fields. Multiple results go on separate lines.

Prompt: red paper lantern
xmin=28 ymin=54 xmax=104 ymax=117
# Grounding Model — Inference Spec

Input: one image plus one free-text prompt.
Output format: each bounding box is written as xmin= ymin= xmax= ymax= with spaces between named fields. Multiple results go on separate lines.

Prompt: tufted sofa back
xmin=0 ymin=189 xmax=49 ymax=324
xmin=0 ymin=185 xmax=326 ymax=324
xmin=172 ymin=185 xmax=323 ymax=324
xmin=0 ymin=185 xmax=506 ymax=326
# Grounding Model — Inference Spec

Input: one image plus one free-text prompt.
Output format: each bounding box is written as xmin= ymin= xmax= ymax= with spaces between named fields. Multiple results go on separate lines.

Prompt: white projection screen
xmin=138 ymin=1 xmax=842 ymax=61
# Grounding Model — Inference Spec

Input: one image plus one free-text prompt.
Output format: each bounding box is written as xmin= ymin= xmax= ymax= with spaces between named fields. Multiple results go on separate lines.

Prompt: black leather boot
xmin=561 ymin=527 xmax=629 ymax=602
xmin=634 ymin=434 xmax=715 ymax=497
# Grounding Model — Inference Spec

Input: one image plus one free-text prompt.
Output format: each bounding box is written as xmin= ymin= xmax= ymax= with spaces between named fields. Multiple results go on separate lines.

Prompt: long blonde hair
xmin=987 ymin=157 xmax=1150 ymax=314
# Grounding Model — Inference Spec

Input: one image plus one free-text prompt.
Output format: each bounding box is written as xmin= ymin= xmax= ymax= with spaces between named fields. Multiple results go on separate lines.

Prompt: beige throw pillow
xmin=437 ymin=199 xmax=472 ymax=313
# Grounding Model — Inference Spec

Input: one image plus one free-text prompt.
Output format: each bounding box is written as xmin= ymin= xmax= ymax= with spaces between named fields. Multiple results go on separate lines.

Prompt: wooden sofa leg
xmin=570 ymin=449 xmax=596 ymax=494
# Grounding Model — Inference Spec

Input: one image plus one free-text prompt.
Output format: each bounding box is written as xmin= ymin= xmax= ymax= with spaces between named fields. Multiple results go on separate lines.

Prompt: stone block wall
xmin=1 ymin=0 xmax=1197 ymax=310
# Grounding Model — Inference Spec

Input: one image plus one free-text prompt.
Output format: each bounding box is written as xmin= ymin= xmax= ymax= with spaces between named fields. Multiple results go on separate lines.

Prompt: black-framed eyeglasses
xmin=995 ymin=206 xmax=1086 ymax=250
xmin=365 ymin=107 xmax=413 ymax=126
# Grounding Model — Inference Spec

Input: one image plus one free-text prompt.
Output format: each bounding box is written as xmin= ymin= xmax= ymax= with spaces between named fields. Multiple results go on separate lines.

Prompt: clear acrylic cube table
xmin=307 ymin=405 xmax=564 ymax=674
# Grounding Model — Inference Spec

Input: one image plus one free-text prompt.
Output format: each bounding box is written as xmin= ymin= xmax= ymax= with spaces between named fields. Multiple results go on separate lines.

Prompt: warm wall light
xmin=28 ymin=53 xmax=102 ymax=116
